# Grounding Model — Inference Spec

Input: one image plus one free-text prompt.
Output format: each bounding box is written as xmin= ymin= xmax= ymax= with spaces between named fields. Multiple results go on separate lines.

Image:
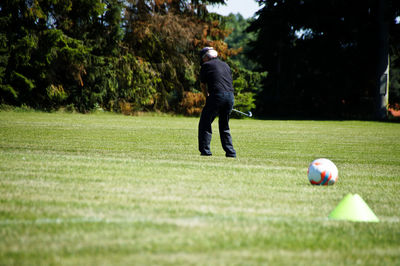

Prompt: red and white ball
xmin=307 ymin=158 xmax=338 ymax=185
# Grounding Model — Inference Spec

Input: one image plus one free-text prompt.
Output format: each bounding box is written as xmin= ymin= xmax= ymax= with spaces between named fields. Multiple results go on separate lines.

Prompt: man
xmin=198 ymin=47 xmax=236 ymax=157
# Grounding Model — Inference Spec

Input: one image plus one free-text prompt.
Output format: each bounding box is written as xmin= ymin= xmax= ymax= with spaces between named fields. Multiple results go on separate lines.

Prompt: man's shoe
xmin=201 ymin=153 xmax=212 ymax=156
xmin=226 ymin=154 xmax=236 ymax=158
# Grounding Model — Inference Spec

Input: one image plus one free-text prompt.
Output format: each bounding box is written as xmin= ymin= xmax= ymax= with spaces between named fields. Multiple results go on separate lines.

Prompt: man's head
xmin=200 ymin=47 xmax=218 ymax=64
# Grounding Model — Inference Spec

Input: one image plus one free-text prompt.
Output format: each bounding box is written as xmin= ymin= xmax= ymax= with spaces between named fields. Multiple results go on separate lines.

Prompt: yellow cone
xmin=328 ymin=193 xmax=379 ymax=222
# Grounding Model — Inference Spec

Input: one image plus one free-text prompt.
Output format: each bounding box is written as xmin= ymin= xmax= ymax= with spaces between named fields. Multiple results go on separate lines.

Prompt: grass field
xmin=0 ymin=111 xmax=399 ymax=265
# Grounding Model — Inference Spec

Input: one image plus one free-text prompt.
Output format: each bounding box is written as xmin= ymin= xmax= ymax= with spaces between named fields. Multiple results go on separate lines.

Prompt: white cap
xmin=201 ymin=47 xmax=218 ymax=59
xmin=205 ymin=49 xmax=218 ymax=59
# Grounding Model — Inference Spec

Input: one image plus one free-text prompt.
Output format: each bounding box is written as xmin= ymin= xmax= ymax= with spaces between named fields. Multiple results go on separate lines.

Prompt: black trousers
xmin=198 ymin=91 xmax=236 ymax=157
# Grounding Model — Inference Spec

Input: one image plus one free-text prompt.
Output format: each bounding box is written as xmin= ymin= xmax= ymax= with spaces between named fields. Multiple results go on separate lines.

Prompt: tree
xmin=248 ymin=0 xmax=400 ymax=119
xmin=0 ymin=0 xmax=125 ymax=111
xmin=123 ymin=0 xmax=239 ymax=113
xmin=224 ymin=13 xmax=260 ymax=71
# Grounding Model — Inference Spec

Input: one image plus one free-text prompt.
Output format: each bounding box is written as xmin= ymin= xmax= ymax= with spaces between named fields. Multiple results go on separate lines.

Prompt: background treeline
xmin=1 ymin=0 xmax=400 ymax=119
xmin=247 ymin=0 xmax=400 ymax=119
xmin=0 ymin=0 xmax=263 ymax=115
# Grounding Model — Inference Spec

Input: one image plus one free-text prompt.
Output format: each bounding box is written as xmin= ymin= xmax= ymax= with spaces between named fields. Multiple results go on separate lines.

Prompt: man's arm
xmin=200 ymin=82 xmax=208 ymax=97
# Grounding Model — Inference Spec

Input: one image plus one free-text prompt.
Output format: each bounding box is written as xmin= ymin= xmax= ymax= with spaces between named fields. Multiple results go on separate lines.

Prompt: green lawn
xmin=0 ymin=111 xmax=399 ymax=265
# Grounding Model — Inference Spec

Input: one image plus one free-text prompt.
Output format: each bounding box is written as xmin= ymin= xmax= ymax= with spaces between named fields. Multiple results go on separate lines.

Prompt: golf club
xmin=232 ymin=109 xmax=253 ymax=117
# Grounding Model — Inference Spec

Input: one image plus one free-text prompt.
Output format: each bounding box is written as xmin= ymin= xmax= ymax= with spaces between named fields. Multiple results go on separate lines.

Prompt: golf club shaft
xmin=232 ymin=109 xmax=252 ymax=117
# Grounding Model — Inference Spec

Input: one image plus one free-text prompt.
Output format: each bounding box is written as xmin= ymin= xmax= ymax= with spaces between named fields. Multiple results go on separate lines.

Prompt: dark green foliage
xmin=390 ymin=54 xmax=400 ymax=107
xmin=248 ymin=0 xmax=400 ymax=119
xmin=0 ymin=0 xmax=152 ymax=112
xmin=229 ymin=60 xmax=266 ymax=117
xmin=0 ymin=0 xmax=118 ymax=111
xmin=223 ymin=13 xmax=266 ymax=116
xmin=225 ymin=13 xmax=260 ymax=71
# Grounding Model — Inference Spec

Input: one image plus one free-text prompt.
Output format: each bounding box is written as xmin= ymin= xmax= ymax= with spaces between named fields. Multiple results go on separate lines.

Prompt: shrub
xmin=179 ymin=91 xmax=205 ymax=116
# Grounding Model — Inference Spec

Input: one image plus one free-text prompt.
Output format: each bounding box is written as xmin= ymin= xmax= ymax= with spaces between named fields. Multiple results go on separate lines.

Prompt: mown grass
xmin=0 ymin=111 xmax=399 ymax=265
